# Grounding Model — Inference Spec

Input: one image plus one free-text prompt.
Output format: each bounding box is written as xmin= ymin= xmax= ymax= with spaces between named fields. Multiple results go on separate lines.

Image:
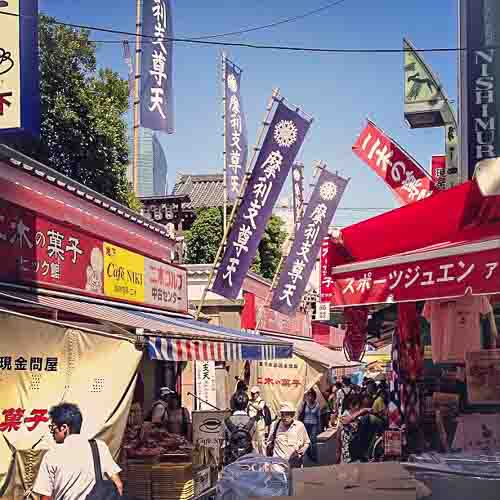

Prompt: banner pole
xmin=196 ymin=88 xmax=281 ymax=320
xmin=132 ymin=0 xmax=142 ymax=194
xmin=253 ymin=160 xmax=326 ymax=333
xmin=222 ymin=51 xmax=228 ymax=234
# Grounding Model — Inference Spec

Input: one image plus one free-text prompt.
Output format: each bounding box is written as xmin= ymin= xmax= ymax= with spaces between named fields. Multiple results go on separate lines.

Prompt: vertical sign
xmin=460 ymin=0 xmax=500 ymax=179
xmin=195 ymin=361 xmax=217 ymax=410
xmin=271 ymin=169 xmax=349 ymax=316
xmin=0 ymin=0 xmax=39 ymax=137
xmin=141 ymin=0 xmax=174 ymax=133
xmin=430 ymin=155 xmax=446 ymax=191
xmin=291 ymin=162 xmax=305 ymax=228
xmin=212 ymin=100 xmax=312 ymax=300
xmin=224 ymin=58 xmax=248 ymax=201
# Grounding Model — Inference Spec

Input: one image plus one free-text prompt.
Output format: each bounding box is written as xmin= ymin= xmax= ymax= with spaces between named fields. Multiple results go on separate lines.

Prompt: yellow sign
xmin=104 ymin=243 xmax=145 ymax=303
xmin=0 ymin=0 xmax=21 ymax=130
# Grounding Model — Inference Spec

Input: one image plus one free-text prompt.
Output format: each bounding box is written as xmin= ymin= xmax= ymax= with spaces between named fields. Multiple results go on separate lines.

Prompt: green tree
xmin=19 ymin=16 xmax=136 ymax=208
xmin=185 ymin=209 xmax=287 ymax=279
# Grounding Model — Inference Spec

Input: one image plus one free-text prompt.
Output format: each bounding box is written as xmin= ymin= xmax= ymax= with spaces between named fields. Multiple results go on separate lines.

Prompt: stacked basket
xmin=152 ymin=463 xmax=194 ymax=500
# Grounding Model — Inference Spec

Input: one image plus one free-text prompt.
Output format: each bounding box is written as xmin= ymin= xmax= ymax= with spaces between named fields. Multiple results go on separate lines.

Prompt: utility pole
xmin=133 ymin=0 xmax=142 ymax=194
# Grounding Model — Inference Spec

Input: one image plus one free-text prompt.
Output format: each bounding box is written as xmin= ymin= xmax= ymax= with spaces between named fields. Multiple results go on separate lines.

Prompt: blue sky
xmin=39 ymin=0 xmax=459 ymax=226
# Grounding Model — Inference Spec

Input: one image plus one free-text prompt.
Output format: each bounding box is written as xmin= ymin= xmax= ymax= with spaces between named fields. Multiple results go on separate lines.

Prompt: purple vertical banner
xmin=140 ymin=0 xmax=174 ymax=133
xmin=271 ymin=169 xmax=349 ymax=315
xmin=291 ymin=162 xmax=305 ymax=228
xmin=212 ymin=100 xmax=312 ymax=300
xmin=224 ymin=59 xmax=248 ymax=202
xmin=122 ymin=41 xmax=134 ymax=96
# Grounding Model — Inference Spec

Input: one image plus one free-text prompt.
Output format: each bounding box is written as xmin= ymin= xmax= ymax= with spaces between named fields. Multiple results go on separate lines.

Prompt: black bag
xmin=86 ymin=440 xmax=121 ymax=500
xmin=224 ymin=417 xmax=255 ymax=464
xmin=262 ymin=404 xmax=273 ymax=427
xmin=265 ymin=419 xmax=281 ymax=457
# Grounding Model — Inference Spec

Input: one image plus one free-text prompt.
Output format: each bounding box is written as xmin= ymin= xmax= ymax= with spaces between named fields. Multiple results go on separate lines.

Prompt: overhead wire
xmin=0 ymin=10 xmax=478 ymax=54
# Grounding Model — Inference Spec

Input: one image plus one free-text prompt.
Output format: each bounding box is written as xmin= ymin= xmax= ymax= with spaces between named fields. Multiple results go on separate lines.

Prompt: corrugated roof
xmin=173 ymin=174 xmax=224 ymax=209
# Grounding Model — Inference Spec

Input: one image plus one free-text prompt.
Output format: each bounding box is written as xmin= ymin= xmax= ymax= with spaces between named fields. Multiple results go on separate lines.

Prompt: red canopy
xmin=323 ymin=159 xmax=500 ymax=306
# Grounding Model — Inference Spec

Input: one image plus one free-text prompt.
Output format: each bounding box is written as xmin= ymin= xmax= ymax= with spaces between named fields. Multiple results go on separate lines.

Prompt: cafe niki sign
xmin=0 ymin=199 xmax=188 ymax=313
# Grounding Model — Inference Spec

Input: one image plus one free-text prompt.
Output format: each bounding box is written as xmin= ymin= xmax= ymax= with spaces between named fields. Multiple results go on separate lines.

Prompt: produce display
xmin=123 ymin=423 xmax=193 ymax=459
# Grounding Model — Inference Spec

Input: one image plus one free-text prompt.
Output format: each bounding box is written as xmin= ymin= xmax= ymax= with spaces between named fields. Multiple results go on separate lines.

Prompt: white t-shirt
xmin=33 ymin=435 xmax=121 ymax=500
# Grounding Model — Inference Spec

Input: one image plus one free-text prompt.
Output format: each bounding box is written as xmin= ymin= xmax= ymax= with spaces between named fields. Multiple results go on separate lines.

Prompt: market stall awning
xmin=0 ymin=289 xmax=293 ymax=361
xmin=329 ymin=236 xmax=500 ymax=306
xmin=292 ymin=338 xmax=362 ymax=374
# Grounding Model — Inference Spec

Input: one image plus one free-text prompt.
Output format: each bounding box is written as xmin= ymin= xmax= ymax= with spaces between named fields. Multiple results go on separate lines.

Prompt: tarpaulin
xmin=0 ymin=310 xmax=141 ymax=500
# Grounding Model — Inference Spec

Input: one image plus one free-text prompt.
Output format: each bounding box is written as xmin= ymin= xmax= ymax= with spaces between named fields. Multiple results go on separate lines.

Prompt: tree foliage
xmin=19 ymin=16 xmax=136 ymax=208
xmin=185 ymin=209 xmax=288 ymax=280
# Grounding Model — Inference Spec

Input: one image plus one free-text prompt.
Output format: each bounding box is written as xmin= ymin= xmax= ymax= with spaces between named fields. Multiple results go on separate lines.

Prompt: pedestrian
xmin=266 ymin=402 xmax=310 ymax=468
xmin=298 ymin=388 xmax=321 ymax=463
xmin=247 ymin=386 xmax=270 ymax=455
xmin=230 ymin=379 xmax=248 ymax=411
xmin=340 ymin=395 xmax=371 ymax=463
xmin=224 ymin=391 xmax=256 ymax=465
xmin=33 ymin=403 xmax=123 ymax=500
xmin=152 ymin=390 xmax=192 ymax=441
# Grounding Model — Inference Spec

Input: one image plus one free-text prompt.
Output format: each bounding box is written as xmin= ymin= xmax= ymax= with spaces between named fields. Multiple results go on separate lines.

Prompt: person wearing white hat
xmin=266 ymin=402 xmax=310 ymax=467
xmin=247 ymin=386 xmax=269 ymax=454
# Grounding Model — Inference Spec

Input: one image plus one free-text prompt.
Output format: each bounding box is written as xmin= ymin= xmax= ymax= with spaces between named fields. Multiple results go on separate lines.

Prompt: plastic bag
xmin=216 ymin=453 xmax=290 ymax=500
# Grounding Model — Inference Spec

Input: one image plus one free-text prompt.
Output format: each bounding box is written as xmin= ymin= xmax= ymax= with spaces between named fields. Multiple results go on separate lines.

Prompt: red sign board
xmin=353 ymin=120 xmax=435 ymax=205
xmin=431 ymin=154 xmax=447 ymax=191
xmin=0 ymin=199 xmax=188 ymax=313
xmin=329 ymin=243 xmax=499 ymax=306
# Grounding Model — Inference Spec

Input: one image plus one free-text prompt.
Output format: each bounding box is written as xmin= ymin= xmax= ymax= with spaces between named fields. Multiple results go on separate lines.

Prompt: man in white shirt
xmin=33 ymin=402 xmax=122 ymax=500
xmin=266 ymin=402 xmax=310 ymax=467
xmin=247 ymin=386 xmax=268 ymax=454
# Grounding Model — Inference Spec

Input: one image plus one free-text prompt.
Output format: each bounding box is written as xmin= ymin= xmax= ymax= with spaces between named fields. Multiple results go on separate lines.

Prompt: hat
xmin=160 ymin=387 xmax=175 ymax=396
xmin=280 ymin=402 xmax=295 ymax=414
xmin=250 ymin=386 xmax=260 ymax=394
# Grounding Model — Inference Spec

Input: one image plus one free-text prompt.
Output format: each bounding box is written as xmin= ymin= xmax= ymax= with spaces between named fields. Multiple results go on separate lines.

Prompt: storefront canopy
xmin=0 ymin=289 xmax=293 ymax=361
xmin=326 ymin=159 xmax=500 ymax=307
xmin=291 ymin=338 xmax=361 ymax=375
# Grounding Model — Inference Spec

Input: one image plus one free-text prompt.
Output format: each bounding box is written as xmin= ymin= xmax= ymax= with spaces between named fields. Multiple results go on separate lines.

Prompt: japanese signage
xmin=0 ymin=199 xmax=187 ymax=313
xmin=320 ymin=237 xmax=335 ymax=303
xmin=224 ymin=57 xmax=248 ymax=201
xmin=0 ymin=408 xmax=48 ymax=432
xmin=271 ymin=169 xmax=349 ymax=315
xmin=104 ymin=243 xmax=145 ymax=303
xmin=194 ymin=361 xmax=217 ymax=410
xmin=0 ymin=355 xmax=58 ymax=372
xmin=330 ymin=244 xmax=500 ymax=306
xmin=291 ymin=162 xmax=305 ymax=228
xmin=0 ymin=0 xmax=39 ymax=137
xmin=212 ymin=100 xmax=312 ymax=299
xmin=403 ymin=38 xmax=446 ymax=128
xmin=460 ymin=0 xmax=500 ymax=178
xmin=445 ymin=122 xmax=460 ymax=188
xmin=192 ymin=410 xmax=230 ymax=448
xmin=431 ymin=155 xmax=447 ymax=191
xmin=352 ymin=120 xmax=434 ymax=205
xmin=466 ymin=350 xmax=500 ymax=405
xmin=140 ymin=0 xmax=174 ymax=133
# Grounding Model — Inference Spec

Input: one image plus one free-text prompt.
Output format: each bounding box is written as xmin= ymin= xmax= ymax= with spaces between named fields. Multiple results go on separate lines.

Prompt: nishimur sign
xmin=353 ymin=120 xmax=435 ymax=205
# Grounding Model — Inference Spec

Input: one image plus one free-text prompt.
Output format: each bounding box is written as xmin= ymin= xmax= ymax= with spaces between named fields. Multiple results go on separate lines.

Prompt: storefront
xmin=0 ymin=148 xmax=293 ymax=500
xmin=320 ymin=159 xmax=500 ymax=456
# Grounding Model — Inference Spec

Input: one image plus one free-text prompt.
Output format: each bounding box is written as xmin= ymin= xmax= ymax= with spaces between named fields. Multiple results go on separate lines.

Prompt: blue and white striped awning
xmin=146 ymin=336 xmax=292 ymax=362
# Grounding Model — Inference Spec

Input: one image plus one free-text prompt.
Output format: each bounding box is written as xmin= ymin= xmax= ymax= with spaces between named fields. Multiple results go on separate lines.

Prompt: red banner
xmin=431 ymin=155 xmax=447 ymax=191
xmin=353 ymin=120 xmax=435 ymax=204
xmin=329 ymin=243 xmax=499 ymax=306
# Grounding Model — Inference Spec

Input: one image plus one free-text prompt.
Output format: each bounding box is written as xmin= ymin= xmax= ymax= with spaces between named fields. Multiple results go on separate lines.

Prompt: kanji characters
xmin=261 ymin=151 xmax=283 ymax=179
xmin=9 ymin=219 xmax=33 ymax=249
xmin=149 ymin=88 xmax=166 ymax=119
xmin=288 ymin=259 xmax=306 ymax=284
xmin=223 ymin=257 xmax=239 ymax=287
xmin=229 ymin=95 xmax=240 ymax=114
xmin=14 ymin=357 xmax=27 ymax=371
xmin=45 ymin=357 xmax=58 ymax=371
xmin=24 ymin=409 xmax=49 ymax=432
xmin=0 ymin=408 xmax=24 ymax=432
xmin=150 ymin=50 xmax=167 ymax=86
xmin=0 ymin=356 xmax=12 ymax=370
xmin=310 ymin=204 xmax=328 ymax=225
xmin=279 ymin=284 xmax=297 ymax=307
xmin=304 ymin=222 xmax=320 ymax=244
xmin=47 ymin=230 xmax=65 ymax=262
xmin=65 ymin=236 xmax=83 ymax=264
xmin=233 ymin=225 xmax=252 ymax=257
xmin=30 ymin=357 xmax=43 ymax=371
xmin=243 ymin=200 xmax=261 ymax=230
xmin=297 ymin=240 xmax=313 ymax=262
xmin=253 ymin=177 xmax=272 ymax=205
xmin=401 ymin=171 xmax=423 ymax=200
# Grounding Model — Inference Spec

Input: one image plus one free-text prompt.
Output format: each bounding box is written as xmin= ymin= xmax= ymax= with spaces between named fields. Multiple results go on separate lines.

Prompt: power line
xmin=0 ymin=10 xmax=477 ymax=54
xmin=185 ymin=0 xmax=350 ymax=41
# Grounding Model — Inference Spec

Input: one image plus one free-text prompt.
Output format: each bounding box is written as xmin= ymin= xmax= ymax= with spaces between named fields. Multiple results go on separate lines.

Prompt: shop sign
xmin=192 ymin=410 xmax=230 ymax=448
xmin=320 ymin=237 xmax=335 ymax=303
xmin=0 ymin=0 xmax=40 ymax=137
xmin=194 ymin=361 xmax=217 ymax=410
xmin=353 ymin=120 xmax=434 ymax=205
xmin=431 ymin=155 xmax=447 ymax=191
xmin=0 ymin=407 xmax=48 ymax=432
xmin=330 ymin=245 xmax=499 ymax=306
xmin=466 ymin=350 xmax=500 ymax=405
xmin=0 ymin=199 xmax=188 ymax=313
xmin=315 ymin=302 xmax=330 ymax=321
xmin=104 ymin=243 xmax=145 ymax=303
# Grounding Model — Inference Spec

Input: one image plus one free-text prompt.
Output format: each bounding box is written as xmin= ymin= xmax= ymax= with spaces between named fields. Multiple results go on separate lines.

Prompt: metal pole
xmin=195 ymin=88 xmax=281 ymax=320
xmin=253 ymin=160 xmax=325 ymax=334
xmin=222 ymin=52 xmax=228 ymax=234
xmin=133 ymin=0 xmax=142 ymax=194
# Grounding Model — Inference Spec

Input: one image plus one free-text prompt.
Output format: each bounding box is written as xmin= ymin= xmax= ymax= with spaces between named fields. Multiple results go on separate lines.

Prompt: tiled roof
xmin=173 ymin=174 xmax=224 ymax=209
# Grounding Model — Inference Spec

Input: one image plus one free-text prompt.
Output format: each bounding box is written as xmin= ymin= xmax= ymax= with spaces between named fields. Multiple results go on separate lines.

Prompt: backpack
xmin=224 ymin=417 xmax=255 ymax=464
xmin=262 ymin=404 xmax=273 ymax=427
xmin=86 ymin=440 xmax=121 ymax=500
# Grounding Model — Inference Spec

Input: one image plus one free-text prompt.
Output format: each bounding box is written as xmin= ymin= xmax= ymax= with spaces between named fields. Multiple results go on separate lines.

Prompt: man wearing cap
xmin=266 ymin=402 xmax=310 ymax=467
xmin=151 ymin=388 xmax=192 ymax=441
xmin=247 ymin=386 xmax=268 ymax=454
